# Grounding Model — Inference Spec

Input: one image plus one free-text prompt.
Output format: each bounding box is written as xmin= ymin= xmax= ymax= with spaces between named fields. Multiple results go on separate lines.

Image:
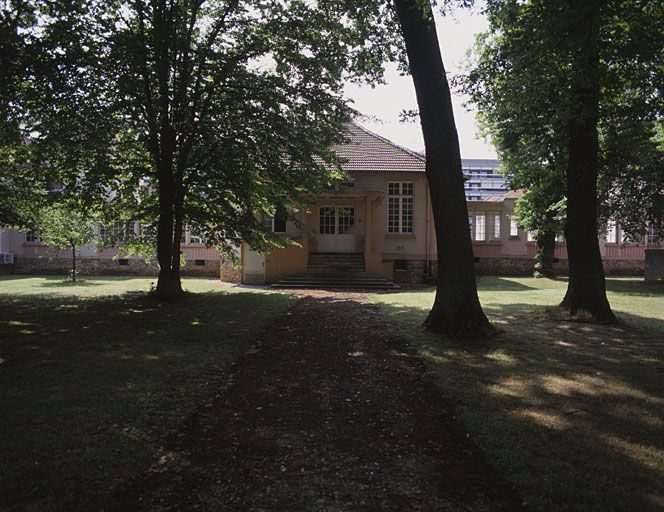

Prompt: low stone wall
xmin=393 ymin=260 xmax=428 ymax=285
xmin=220 ymin=257 xmax=242 ymax=283
xmin=11 ymin=256 xmax=220 ymax=278
xmin=393 ymin=257 xmax=644 ymax=284
xmin=604 ymin=259 xmax=644 ymax=276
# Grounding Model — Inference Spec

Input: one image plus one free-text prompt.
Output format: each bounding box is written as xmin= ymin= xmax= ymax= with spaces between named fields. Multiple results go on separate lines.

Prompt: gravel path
xmin=106 ymin=292 xmax=524 ymax=511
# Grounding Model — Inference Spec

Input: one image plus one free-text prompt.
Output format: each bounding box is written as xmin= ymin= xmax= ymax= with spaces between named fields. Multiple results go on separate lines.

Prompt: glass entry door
xmin=318 ymin=206 xmax=356 ymax=252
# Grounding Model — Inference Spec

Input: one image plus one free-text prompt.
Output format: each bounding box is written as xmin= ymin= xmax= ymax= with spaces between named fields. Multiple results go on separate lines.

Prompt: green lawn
xmin=374 ymin=277 xmax=664 ymax=512
xmin=0 ymin=276 xmax=293 ymax=512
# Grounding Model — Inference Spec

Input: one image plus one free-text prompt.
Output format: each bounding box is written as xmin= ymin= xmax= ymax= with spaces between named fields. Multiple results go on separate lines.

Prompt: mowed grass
xmin=0 ymin=276 xmax=293 ymax=512
xmin=374 ymin=277 xmax=664 ymax=512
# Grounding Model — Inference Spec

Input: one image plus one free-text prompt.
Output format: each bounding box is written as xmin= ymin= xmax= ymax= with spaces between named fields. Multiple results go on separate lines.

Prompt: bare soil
xmin=106 ymin=292 xmax=525 ymax=511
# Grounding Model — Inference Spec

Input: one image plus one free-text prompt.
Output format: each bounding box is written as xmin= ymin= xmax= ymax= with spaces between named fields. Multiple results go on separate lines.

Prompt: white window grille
xmin=509 ymin=216 xmax=519 ymax=237
xmin=475 ymin=214 xmax=486 ymax=242
xmin=387 ymin=182 xmax=414 ymax=234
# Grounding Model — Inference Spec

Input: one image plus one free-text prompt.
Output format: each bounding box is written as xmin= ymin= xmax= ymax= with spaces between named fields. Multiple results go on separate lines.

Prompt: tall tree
xmin=393 ymin=0 xmax=492 ymax=336
xmin=0 ymin=0 xmax=44 ymax=225
xmin=464 ymin=0 xmax=663 ymax=320
xmin=18 ymin=0 xmax=399 ymax=299
xmin=560 ymin=0 xmax=615 ymax=320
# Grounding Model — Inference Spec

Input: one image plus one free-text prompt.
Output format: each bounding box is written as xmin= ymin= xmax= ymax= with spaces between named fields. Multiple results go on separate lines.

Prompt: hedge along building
xmin=238 ymin=123 xmax=653 ymax=286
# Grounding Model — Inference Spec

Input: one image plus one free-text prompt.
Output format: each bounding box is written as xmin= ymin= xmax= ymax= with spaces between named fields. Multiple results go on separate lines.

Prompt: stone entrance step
xmin=271 ymin=252 xmax=398 ymax=290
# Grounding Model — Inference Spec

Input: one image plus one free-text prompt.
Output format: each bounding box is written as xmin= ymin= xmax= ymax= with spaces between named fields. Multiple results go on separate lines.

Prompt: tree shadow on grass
xmin=475 ymin=276 xmax=539 ymax=291
xmin=377 ymin=299 xmax=664 ymax=512
xmin=606 ymin=277 xmax=664 ymax=297
xmin=0 ymin=290 xmax=293 ymax=512
xmin=40 ymin=280 xmax=104 ymax=287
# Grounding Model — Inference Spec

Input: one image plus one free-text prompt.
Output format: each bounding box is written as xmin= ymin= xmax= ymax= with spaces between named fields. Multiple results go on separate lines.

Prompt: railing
xmin=21 ymin=243 xmax=220 ymax=261
xmin=182 ymin=246 xmax=221 ymax=260
xmin=472 ymin=243 xmax=503 ymax=257
xmin=526 ymin=243 xmax=568 ymax=260
xmin=525 ymin=242 xmax=661 ymax=261
xmin=605 ymin=244 xmax=660 ymax=261
xmin=22 ymin=244 xmax=69 ymax=258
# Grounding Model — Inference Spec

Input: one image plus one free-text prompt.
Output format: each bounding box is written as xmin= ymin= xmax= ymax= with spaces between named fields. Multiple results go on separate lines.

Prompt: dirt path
xmin=107 ymin=292 xmax=524 ymax=511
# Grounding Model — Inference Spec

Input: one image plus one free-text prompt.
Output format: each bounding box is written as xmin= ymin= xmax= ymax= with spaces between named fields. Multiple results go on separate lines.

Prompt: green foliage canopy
xmin=461 ymin=0 xmax=664 ymax=239
xmin=7 ymin=0 xmax=403 ymax=260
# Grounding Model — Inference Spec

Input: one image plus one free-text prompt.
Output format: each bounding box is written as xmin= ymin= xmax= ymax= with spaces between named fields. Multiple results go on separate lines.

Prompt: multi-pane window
xmin=25 ymin=231 xmax=41 ymax=243
xmin=387 ymin=182 xmax=414 ymax=234
xmin=493 ymin=213 xmax=501 ymax=240
xmin=262 ymin=205 xmax=287 ymax=233
xmin=262 ymin=215 xmax=274 ymax=232
xmin=647 ymin=225 xmax=660 ymax=245
xmin=474 ymin=213 xmax=486 ymax=242
xmin=188 ymin=232 xmax=206 ymax=244
xmin=509 ymin=216 xmax=519 ymax=237
xmin=319 ymin=207 xmax=336 ymax=234
xmin=338 ymin=207 xmax=355 ymax=234
xmin=606 ymin=221 xmax=617 ymax=243
xmin=468 ymin=215 xmax=474 ymax=236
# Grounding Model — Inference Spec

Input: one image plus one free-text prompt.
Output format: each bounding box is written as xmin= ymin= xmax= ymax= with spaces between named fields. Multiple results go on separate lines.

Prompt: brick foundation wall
xmin=11 ymin=256 xmax=220 ymax=277
xmin=393 ymin=260 xmax=428 ymax=284
xmin=220 ymin=257 xmax=242 ymax=283
xmin=603 ymin=259 xmax=644 ymax=276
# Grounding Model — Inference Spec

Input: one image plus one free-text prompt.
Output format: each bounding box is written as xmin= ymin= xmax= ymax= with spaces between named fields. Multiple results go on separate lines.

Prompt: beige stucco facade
xmin=242 ymin=171 xmax=653 ymax=284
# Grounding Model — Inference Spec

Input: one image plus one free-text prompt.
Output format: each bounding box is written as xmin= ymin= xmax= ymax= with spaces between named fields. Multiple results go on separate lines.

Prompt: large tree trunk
xmin=152 ymin=6 xmax=184 ymax=301
xmin=534 ymin=228 xmax=555 ymax=278
xmin=560 ymin=1 xmax=616 ymax=322
xmin=394 ymin=0 xmax=492 ymax=336
xmin=155 ymin=156 xmax=184 ymax=300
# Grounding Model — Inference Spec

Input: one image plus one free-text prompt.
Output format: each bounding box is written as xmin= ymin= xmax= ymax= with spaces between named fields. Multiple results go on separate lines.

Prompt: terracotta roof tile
xmin=504 ymin=190 xmax=524 ymax=199
xmin=333 ymin=123 xmax=426 ymax=172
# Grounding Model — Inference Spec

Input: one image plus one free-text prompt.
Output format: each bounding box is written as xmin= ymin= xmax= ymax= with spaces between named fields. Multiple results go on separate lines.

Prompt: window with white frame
xmin=25 ymin=231 xmax=41 ymax=243
xmin=468 ymin=215 xmax=473 ymax=237
xmin=262 ymin=205 xmax=287 ymax=233
xmin=527 ymin=231 xmax=535 ymax=242
xmin=474 ymin=213 xmax=486 ymax=241
xmin=493 ymin=213 xmax=501 ymax=240
xmin=647 ymin=226 xmax=660 ymax=245
xmin=606 ymin=220 xmax=617 ymax=243
xmin=509 ymin=216 xmax=519 ymax=237
xmin=188 ymin=232 xmax=206 ymax=244
xmin=100 ymin=221 xmax=137 ymax=244
xmin=387 ymin=182 xmax=414 ymax=234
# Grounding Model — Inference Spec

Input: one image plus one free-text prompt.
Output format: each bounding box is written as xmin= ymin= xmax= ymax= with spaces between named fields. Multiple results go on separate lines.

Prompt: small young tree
xmin=38 ymin=205 xmax=97 ymax=282
xmin=513 ymin=188 xmax=565 ymax=278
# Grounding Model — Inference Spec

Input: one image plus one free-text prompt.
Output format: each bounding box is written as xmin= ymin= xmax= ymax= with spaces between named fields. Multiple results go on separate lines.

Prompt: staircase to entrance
xmin=271 ymin=252 xmax=399 ymax=290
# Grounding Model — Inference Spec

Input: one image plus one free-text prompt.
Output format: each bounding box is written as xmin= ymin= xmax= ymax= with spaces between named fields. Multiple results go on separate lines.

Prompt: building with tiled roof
xmin=1 ymin=123 xmax=649 ymax=284
xmin=334 ymin=123 xmax=426 ymax=172
xmin=336 ymin=125 xmax=509 ymax=201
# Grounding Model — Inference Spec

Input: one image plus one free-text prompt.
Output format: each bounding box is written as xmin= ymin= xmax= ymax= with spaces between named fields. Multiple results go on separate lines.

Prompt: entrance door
xmin=243 ymin=243 xmax=265 ymax=284
xmin=318 ymin=206 xmax=356 ymax=252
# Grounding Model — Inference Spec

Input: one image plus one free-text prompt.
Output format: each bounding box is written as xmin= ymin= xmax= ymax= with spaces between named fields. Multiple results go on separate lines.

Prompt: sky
xmin=343 ymin=4 xmax=497 ymax=159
